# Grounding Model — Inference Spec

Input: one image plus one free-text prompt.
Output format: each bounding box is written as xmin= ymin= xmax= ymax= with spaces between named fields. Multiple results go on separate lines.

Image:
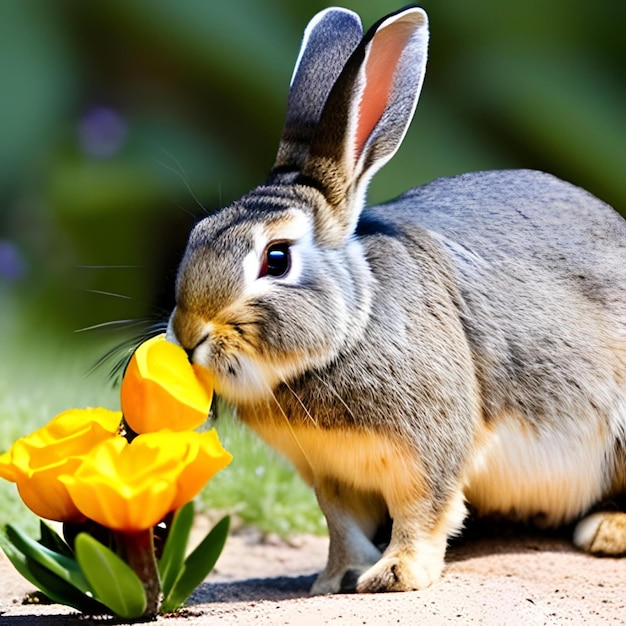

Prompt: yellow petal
xmin=0 ymin=408 xmax=120 ymax=522
xmin=0 ymin=451 xmax=18 ymax=482
xmin=62 ymin=467 xmax=177 ymax=532
xmin=17 ymin=458 xmax=85 ymax=522
xmin=167 ymin=429 xmax=233 ymax=510
xmin=121 ymin=334 xmax=213 ymax=434
xmin=62 ymin=429 xmax=231 ymax=532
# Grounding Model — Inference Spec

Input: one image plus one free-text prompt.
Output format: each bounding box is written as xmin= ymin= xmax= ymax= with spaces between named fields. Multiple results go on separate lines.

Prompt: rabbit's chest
xmin=243 ymin=418 xmax=422 ymax=496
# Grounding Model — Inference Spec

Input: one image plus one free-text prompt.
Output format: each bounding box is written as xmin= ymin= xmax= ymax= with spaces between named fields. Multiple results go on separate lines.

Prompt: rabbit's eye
xmin=259 ymin=242 xmax=291 ymax=278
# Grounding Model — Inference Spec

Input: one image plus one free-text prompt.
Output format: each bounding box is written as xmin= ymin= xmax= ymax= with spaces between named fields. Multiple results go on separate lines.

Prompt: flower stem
xmin=119 ymin=528 xmax=162 ymax=618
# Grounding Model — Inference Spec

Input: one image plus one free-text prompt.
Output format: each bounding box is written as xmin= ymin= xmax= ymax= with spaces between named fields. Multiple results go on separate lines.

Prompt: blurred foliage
xmin=0 ymin=0 xmax=624 ymax=334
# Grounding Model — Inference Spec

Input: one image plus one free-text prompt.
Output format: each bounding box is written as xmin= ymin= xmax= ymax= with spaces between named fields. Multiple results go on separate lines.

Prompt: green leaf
xmin=74 ymin=533 xmax=147 ymax=619
xmin=27 ymin=558 xmax=108 ymax=614
xmin=2 ymin=540 xmax=105 ymax=613
xmin=161 ymin=515 xmax=229 ymax=613
xmin=38 ymin=521 xmax=73 ymax=559
xmin=3 ymin=540 xmax=69 ymax=605
xmin=158 ymin=501 xmax=194 ymax=598
xmin=6 ymin=524 xmax=90 ymax=593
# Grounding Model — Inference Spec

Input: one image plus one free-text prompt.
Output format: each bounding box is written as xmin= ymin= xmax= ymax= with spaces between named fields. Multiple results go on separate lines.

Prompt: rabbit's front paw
xmin=356 ymin=551 xmax=444 ymax=593
xmin=311 ymin=566 xmax=369 ymax=595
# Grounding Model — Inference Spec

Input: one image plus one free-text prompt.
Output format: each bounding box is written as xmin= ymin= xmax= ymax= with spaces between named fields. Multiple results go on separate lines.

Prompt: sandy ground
xmin=0 ymin=521 xmax=624 ymax=625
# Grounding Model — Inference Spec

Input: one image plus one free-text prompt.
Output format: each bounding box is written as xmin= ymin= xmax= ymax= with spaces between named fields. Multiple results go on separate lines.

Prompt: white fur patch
xmin=242 ymin=236 xmax=265 ymax=291
xmin=465 ymin=414 xmax=609 ymax=526
xmin=572 ymin=512 xmax=604 ymax=551
xmin=216 ymin=354 xmax=285 ymax=403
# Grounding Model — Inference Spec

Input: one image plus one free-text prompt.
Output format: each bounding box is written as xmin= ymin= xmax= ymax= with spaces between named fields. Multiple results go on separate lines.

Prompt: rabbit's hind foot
xmin=574 ymin=511 xmax=626 ymax=556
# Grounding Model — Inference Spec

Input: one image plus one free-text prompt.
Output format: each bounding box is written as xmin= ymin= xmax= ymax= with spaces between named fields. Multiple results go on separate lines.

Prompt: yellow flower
xmin=0 ymin=408 xmax=121 ymax=522
xmin=60 ymin=429 xmax=232 ymax=533
xmin=121 ymin=334 xmax=213 ymax=434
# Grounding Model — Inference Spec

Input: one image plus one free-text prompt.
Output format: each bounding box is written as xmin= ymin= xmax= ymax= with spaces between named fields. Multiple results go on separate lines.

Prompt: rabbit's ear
xmin=302 ymin=7 xmax=428 ymax=243
xmin=272 ymin=8 xmax=363 ymax=174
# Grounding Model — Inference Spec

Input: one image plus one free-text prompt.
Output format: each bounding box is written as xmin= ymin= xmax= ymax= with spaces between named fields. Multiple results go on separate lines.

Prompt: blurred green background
xmin=1 ymin=0 xmax=624 ymax=335
xmin=0 ymin=1 xmax=624 ymax=532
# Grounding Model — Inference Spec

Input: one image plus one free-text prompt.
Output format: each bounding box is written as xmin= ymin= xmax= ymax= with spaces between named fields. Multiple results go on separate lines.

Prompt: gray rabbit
xmin=168 ymin=7 xmax=626 ymax=593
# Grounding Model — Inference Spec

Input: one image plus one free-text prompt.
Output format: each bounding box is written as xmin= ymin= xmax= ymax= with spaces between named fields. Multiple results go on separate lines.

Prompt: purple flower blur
xmin=78 ymin=106 xmax=128 ymax=159
xmin=0 ymin=240 xmax=26 ymax=281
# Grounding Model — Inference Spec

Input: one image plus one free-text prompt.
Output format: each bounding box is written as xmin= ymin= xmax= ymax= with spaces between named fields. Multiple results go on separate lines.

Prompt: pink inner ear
xmin=355 ymin=19 xmax=416 ymax=162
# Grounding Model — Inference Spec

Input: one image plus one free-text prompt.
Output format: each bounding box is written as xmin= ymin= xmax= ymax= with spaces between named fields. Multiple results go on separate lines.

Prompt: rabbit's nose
xmin=168 ymin=306 xmax=210 ymax=361
xmin=184 ymin=347 xmax=195 ymax=363
xmin=184 ymin=332 xmax=212 ymax=366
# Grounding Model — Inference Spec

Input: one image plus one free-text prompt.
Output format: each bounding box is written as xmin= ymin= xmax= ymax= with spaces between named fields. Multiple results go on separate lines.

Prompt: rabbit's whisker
xmin=84 ymin=289 xmax=134 ymax=301
xmin=311 ymin=371 xmax=356 ymax=423
xmin=282 ymin=378 xmax=318 ymax=428
xmin=77 ymin=265 xmax=145 ymax=270
xmin=154 ymin=147 xmax=210 ymax=216
xmin=75 ymin=319 xmax=148 ymax=333
xmin=267 ymin=384 xmax=315 ymax=471
xmin=81 ymin=276 xmax=167 ymax=316
xmin=86 ymin=320 xmax=168 ymax=383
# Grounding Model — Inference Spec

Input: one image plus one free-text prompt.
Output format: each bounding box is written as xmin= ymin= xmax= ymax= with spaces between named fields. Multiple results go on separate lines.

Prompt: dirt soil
xmin=0 ymin=520 xmax=624 ymax=625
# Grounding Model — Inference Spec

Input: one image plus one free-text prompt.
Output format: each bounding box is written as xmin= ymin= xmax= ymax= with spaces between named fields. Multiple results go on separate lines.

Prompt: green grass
xmin=0 ymin=294 xmax=325 ymax=537
xmin=198 ymin=413 xmax=325 ymax=536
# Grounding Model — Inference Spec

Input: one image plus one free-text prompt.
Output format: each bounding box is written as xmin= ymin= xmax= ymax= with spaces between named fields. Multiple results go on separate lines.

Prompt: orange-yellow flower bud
xmin=0 ymin=408 xmax=121 ymax=522
xmin=120 ymin=334 xmax=213 ymax=434
xmin=60 ymin=429 xmax=232 ymax=533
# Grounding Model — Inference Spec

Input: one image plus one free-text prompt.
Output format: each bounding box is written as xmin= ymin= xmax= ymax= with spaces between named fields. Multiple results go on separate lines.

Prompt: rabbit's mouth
xmin=167 ymin=310 xmax=304 ymax=406
xmin=193 ymin=348 xmax=306 ymax=407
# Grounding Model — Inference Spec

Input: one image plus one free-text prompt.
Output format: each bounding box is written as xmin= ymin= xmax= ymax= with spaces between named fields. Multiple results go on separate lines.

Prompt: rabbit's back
xmin=378 ymin=169 xmax=626 ymax=344
xmin=368 ymin=168 xmax=626 ymax=523
xmin=395 ymin=169 xmax=625 ymax=281
xmin=395 ymin=169 xmax=626 ymax=363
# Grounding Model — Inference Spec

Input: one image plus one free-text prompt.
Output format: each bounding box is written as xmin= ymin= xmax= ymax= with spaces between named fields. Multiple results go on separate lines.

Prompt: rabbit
xmin=167 ymin=6 xmax=626 ymax=594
